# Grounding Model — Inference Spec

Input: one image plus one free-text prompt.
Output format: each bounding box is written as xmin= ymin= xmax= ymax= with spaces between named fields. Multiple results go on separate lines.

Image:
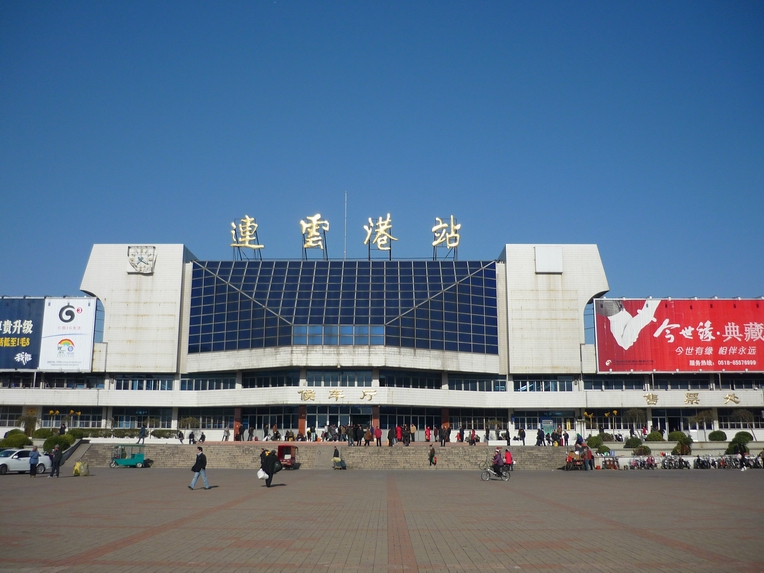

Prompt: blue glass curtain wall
xmin=188 ymin=260 xmax=498 ymax=355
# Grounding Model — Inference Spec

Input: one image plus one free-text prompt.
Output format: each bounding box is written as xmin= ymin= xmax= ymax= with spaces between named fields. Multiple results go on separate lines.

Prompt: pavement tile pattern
xmin=0 ymin=465 xmax=762 ymax=572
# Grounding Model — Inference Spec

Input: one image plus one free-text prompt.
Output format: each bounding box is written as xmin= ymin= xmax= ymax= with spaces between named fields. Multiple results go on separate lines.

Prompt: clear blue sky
xmin=1 ymin=2 xmax=762 ymax=299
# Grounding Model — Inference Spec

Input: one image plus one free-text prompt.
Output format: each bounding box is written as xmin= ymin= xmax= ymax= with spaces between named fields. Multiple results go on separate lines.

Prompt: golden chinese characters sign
xmin=300 ymin=214 xmax=330 ymax=249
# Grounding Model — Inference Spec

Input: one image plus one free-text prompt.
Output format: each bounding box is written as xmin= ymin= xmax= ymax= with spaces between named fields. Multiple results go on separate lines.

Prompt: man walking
xmin=189 ymin=446 xmax=210 ymax=490
xmin=137 ymin=424 xmax=147 ymax=444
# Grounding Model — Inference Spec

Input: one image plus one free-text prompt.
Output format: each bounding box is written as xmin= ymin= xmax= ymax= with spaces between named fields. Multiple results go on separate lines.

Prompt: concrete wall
xmin=80 ymin=244 xmax=195 ymax=373
xmin=499 ymin=244 xmax=609 ymax=374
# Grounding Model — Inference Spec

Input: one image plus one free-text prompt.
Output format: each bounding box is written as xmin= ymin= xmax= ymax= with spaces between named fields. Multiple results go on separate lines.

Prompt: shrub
xmin=33 ymin=428 xmax=54 ymax=439
xmin=672 ymin=443 xmax=691 ymax=455
xmin=82 ymin=429 xmax=112 ymax=438
xmin=3 ymin=429 xmax=25 ymax=438
xmin=112 ymin=429 xmax=139 ymax=439
xmin=708 ymin=430 xmax=727 ymax=442
xmin=43 ymin=435 xmax=71 ymax=453
xmin=599 ymin=432 xmax=615 ymax=442
xmin=586 ymin=434 xmax=603 ymax=449
xmin=668 ymin=431 xmax=687 ymax=442
xmin=726 ymin=441 xmax=749 ymax=455
xmin=0 ymin=433 xmax=33 ymax=448
xmin=68 ymin=428 xmax=85 ymax=440
xmin=645 ymin=431 xmax=665 ymax=441
xmin=633 ymin=445 xmax=651 ymax=455
xmin=151 ymin=429 xmax=177 ymax=439
xmin=625 ymin=437 xmax=642 ymax=449
xmin=597 ymin=444 xmax=611 ymax=454
xmin=733 ymin=431 xmax=753 ymax=444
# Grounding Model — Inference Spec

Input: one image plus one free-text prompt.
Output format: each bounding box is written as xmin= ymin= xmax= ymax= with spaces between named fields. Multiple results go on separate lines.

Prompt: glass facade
xmin=188 ymin=260 xmax=498 ymax=354
xmin=379 ymin=370 xmax=442 ymax=389
xmin=306 ymin=370 xmax=373 ymax=387
xmin=111 ymin=407 xmax=172 ymax=429
xmin=180 ymin=375 xmax=236 ymax=391
xmin=115 ymin=377 xmax=173 ymax=391
xmin=514 ymin=376 xmax=574 ymax=392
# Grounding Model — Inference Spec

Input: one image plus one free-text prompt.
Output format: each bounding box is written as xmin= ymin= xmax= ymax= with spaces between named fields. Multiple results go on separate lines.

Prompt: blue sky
xmin=1 ymin=2 xmax=762 ymax=299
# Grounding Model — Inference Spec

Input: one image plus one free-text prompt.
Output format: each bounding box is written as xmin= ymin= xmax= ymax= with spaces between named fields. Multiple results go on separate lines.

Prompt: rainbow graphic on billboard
xmin=57 ymin=339 xmax=75 ymax=354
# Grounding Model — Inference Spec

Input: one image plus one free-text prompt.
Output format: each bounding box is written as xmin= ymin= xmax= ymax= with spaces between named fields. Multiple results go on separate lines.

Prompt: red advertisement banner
xmin=595 ymin=299 xmax=764 ymax=373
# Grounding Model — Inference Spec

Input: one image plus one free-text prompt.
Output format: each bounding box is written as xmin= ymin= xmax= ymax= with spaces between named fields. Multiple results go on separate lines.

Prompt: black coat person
xmin=260 ymin=449 xmax=280 ymax=488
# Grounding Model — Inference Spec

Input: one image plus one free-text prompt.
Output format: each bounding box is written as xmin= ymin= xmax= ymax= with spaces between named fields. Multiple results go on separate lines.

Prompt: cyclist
xmin=492 ymin=448 xmax=505 ymax=476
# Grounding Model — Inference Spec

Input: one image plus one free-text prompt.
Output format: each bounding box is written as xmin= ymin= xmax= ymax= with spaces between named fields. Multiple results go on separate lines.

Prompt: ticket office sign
xmin=595 ymin=299 xmax=764 ymax=373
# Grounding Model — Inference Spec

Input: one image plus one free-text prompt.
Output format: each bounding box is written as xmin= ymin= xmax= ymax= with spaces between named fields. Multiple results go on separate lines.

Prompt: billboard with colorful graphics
xmin=0 ymin=298 xmax=45 ymax=369
xmin=595 ymin=298 xmax=764 ymax=373
xmin=38 ymin=298 xmax=96 ymax=371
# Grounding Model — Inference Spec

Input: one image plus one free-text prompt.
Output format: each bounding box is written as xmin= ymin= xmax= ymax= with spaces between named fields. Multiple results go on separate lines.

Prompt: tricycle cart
xmin=564 ymin=450 xmax=586 ymax=471
xmin=109 ymin=444 xmax=146 ymax=468
xmin=277 ymin=444 xmax=298 ymax=469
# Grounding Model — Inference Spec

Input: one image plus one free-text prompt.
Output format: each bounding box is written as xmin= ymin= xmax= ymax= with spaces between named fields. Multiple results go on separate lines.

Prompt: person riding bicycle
xmin=492 ymin=448 xmax=505 ymax=475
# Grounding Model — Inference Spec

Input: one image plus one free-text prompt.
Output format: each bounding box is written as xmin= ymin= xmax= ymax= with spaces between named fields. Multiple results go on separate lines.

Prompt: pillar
xmin=299 ymin=405 xmax=307 ymax=435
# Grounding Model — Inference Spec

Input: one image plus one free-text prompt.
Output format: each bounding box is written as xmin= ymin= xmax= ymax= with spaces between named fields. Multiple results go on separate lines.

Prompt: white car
xmin=0 ymin=448 xmax=53 ymax=475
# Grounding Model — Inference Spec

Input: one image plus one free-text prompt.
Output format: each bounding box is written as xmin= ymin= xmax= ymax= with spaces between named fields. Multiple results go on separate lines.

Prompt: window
xmin=242 ymin=370 xmax=300 ymax=388
xmin=0 ymin=406 xmax=22 ymax=425
xmin=653 ymin=377 xmax=710 ymax=391
xmin=178 ymin=408 xmax=235 ymax=429
xmin=583 ymin=376 xmax=645 ymax=391
xmin=112 ymin=407 xmax=172 ymax=429
xmin=449 ymin=375 xmax=507 ymax=392
xmin=513 ymin=410 xmax=575 ymax=433
xmin=115 ymin=377 xmax=173 ymax=391
xmin=379 ymin=370 xmax=442 ymax=389
xmin=514 ymin=376 xmax=573 ymax=392
xmin=447 ymin=408 xmax=508 ymax=432
xmin=180 ymin=375 xmax=236 ymax=391
xmin=42 ymin=407 xmax=103 ymax=428
xmin=188 ymin=260 xmax=498 ymax=355
xmin=306 ymin=370 xmax=372 ymax=387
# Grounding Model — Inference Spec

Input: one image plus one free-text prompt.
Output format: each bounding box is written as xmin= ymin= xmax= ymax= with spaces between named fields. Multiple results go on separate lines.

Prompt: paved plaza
xmin=0 ymin=466 xmax=762 ymax=573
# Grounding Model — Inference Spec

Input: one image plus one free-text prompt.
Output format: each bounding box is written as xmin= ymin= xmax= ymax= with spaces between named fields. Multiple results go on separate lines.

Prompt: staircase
xmin=80 ymin=441 xmax=570 ymax=471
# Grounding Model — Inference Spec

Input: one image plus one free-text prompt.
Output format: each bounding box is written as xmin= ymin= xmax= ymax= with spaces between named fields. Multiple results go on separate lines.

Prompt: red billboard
xmin=595 ymin=299 xmax=764 ymax=373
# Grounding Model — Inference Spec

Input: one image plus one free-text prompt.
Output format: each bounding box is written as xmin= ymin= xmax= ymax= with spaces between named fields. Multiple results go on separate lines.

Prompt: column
xmin=299 ymin=405 xmax=307 ymax=436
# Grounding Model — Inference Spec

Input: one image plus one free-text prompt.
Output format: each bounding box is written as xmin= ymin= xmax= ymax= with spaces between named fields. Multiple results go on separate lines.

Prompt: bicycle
xmin=481 ymin=466 xmax=510 ymax=482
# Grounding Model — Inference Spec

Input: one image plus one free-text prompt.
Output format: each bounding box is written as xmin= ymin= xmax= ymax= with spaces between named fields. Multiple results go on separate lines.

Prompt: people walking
xmin=374 ymin=426 xmax=382 ymax=447
xmin=137 ymin=424 xmax=147 ymax=444
xmin=518 ymin=427 xmax=526 ymax=446
xmin=260 ymin=448 xmax=279 ymax=488
xmin=387 ymin=427 xmax=395 ymax=447
xmin=188 ymin=446 xmax=210 ymax=489
xmin=49 ymin=445 xmax=62 ymax=478
xmin=428 ymin=445 xmax=436 ymax=467
xmin=222 ymin=427 xmax=230 ymax=441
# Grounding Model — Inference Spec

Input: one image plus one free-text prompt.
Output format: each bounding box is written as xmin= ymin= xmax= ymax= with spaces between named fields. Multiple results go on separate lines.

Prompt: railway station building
xmin=2 ymin=242 xmax=762 ymax=441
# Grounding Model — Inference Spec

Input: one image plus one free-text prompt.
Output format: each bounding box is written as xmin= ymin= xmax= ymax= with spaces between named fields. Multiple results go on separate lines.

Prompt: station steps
xmin=79 ymin=441 xmax=570 ymax=471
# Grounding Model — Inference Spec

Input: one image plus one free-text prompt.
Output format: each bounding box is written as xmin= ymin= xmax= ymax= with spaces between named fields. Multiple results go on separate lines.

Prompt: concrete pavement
xmin=0 ymin=466 xmax=762 ymax=572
